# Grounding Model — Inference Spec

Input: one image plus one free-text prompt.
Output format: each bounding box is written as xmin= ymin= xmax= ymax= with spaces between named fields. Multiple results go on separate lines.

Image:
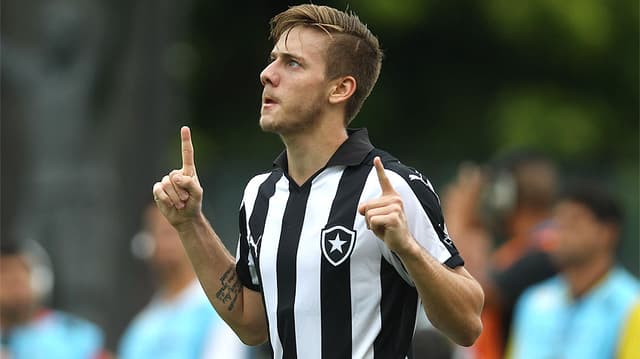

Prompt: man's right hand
xmin=152 ymin=126 xmax=204 ymax=228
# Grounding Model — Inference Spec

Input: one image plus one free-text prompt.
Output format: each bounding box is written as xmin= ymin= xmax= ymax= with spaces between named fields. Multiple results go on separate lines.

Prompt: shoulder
xmin=245 ymin=169 xmax=280 ymax=191
xmin=369 ymin=149 xmax=438 ymax=194
xmin=242 ymin=169 xmax=283 ymax=203
xmin=367 ymin=149 xmax=442 ymax=213
xmin=606 ymin=268 xmax=640 ymax=305
xmin=44 ymin=311 xmax=103 ymax=349
xmin=611 ymin=267 xmax=640 ymax=290
xmin=517 ymin=276 xmax=565 ymax=312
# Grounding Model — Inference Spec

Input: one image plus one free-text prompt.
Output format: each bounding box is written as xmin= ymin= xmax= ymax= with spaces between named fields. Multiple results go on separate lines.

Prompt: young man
xmin=153 ymin=4 xmax=483 ymax=358
xmin=508 ymin=181 xmax=639 ymax=358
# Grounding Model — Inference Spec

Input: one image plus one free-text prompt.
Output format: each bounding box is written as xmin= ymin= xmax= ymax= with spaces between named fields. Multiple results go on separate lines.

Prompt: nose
xmin=260 ymin=61 xmax=279 ymax=87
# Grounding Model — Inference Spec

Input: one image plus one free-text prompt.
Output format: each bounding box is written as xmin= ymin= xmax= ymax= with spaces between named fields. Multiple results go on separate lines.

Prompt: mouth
xmin=262 ymin=93 xmax=279 ymax=106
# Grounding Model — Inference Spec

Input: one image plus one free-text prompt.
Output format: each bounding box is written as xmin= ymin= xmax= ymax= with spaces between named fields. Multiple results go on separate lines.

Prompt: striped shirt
xmin=235 ymin=128 xmax=463 ymax=359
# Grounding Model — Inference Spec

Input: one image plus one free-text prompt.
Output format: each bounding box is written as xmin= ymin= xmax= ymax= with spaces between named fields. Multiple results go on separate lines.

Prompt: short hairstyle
xmin=0 ymin=239 xmax=22 ymax=256
xmin=270 ymin=4 xmax=383 ymax=124
xmin=557 ymin=180 xmax=623 ymax=226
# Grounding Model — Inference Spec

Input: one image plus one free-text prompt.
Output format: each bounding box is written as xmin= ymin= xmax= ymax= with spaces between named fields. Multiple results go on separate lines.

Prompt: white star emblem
xmin=328 ymin=233 xmax=347 ymax=253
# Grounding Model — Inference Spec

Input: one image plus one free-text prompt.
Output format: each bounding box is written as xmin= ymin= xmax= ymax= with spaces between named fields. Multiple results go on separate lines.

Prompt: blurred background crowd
xmin=1 ymin=0 xmax=638 ymax=358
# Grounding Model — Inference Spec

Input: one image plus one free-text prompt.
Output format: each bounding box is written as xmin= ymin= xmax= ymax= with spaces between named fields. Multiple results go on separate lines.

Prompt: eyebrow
xmin=269 ymin=50 xmax=305 ymax=65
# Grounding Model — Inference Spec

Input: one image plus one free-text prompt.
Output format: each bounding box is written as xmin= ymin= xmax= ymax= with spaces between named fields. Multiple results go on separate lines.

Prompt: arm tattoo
xmin=215 ymin=266 xmax=242 ymax=311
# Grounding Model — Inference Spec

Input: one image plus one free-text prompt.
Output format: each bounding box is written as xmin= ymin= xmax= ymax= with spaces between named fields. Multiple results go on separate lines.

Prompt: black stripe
xmin=374 ymin=258 xmax=419 ymax=359
xmin=249 ymin=170 xmax=283 ymax=260
xmin=276 ymin=181 xmax=312 ymax=359
xmin=321 ymin=164 xmax=372 ymax=359
xmin=236 ymin=203 xmax=254 ymax=289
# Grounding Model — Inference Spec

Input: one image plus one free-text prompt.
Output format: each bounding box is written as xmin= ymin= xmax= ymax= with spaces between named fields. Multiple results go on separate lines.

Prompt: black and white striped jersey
xmin=235 ymin=128 xmax=463 ymax=359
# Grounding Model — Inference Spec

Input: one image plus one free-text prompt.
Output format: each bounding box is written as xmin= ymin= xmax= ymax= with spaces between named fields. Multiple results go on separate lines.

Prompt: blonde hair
xmin=270 ymin=4 xmax=383 ymax=124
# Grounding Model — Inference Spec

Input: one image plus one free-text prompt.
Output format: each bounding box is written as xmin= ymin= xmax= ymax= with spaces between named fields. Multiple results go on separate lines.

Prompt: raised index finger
xmin=373 ymin=156 xmax=395 ymax=195
xmin=181 ymin=126 xmax=196 ymax=177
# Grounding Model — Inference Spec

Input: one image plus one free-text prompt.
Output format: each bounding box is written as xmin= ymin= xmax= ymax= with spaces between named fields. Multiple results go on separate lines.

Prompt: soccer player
xmin=152 ymin=4 xmax=483 ymax=358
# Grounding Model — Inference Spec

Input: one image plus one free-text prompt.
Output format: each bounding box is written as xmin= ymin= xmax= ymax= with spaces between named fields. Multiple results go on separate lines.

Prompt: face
xmin=0 ymin=255 xmax=36 ymax=316
xmin=550 ymin=201 xmax=611 ymax=268
xmin=259 ymin=26 xmax=333 ymax=135
xmin=145 ymin=205 xmax=189 ymax=271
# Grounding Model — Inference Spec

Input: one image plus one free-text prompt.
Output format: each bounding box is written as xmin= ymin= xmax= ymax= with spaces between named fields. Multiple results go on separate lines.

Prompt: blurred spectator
xmin=508 ymin=180 xmax=639 ymax=358
xmin=443 ymin=151 xmax=559 ymax=359
xmin=0 ymin=239 xmax=107 ymax=358
xmin=118 ymin=203 xmax=250 ymax=359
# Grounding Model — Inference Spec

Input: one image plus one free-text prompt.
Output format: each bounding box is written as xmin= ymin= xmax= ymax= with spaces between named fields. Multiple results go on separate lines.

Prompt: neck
xmin=157 ymin=262 xmax=196 ymax=300
xmin=508 ymin=208 xmax=549 ymax=242
xmin=281 ymin=120 xmax=348 ymax=186
xmin=0 ymin=304 xmax=37 ymax=331
xmin=563 ymin=255 xmax=613 ymax=299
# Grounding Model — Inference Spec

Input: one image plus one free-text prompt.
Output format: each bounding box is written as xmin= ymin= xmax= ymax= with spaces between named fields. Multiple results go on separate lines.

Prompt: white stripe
xmin=350 ymin=168 xmax=384 ymax=359
xmin=242 ymin=173 xmax=273 ymax=223
xmin=236 ymin=173 xmax=272 ymax=263
xmin=259 ymin=175 xmax=290 ymax=359
xmin=294 ymin=166 xmax=345 ymax=359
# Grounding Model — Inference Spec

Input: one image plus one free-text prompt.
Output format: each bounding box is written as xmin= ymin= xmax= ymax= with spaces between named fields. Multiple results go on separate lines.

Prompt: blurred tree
xmin=2 ymin=0 xmax=196 ymax=349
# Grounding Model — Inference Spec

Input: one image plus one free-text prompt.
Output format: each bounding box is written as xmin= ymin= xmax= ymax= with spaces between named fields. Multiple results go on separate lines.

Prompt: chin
xmin=259 ymin=117 xmax=277 ymax=133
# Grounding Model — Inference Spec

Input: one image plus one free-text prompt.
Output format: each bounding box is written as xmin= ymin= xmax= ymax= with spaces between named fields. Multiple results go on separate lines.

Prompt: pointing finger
xmin=374 ymin=156 xmax=395 ymax=195
xmin=181 ymin=126 xmax=196 ymax=177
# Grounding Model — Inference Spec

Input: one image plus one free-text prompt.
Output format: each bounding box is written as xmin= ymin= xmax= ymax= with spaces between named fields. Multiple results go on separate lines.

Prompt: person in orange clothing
xmin=443 ymin=151 xmax=559 ymax=359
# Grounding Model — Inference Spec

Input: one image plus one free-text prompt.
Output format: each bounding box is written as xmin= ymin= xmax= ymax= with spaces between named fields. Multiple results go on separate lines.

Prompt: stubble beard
xmin=259 ymin=98 xmax=325 ymax=136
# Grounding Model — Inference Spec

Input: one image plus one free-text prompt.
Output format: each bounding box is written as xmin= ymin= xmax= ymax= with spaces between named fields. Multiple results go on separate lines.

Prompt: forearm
xmin=175 ymin=213 xmax=267 ymax=345
xmin=398 ymin=238 xmax=484 ymax=346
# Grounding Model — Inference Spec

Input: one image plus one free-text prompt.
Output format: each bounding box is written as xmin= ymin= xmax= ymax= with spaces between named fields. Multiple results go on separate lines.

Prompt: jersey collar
xmin=273 ymin=128 xmax=374 ymax=169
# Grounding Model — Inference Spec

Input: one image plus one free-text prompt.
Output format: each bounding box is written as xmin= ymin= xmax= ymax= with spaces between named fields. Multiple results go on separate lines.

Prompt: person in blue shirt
xmin=0 ymin=239 xmax=107 ymax=359
xmin=508 ymin=180 xmax=639 ymax=359
xmin=119 ymin=203 xmax=250 ymax=359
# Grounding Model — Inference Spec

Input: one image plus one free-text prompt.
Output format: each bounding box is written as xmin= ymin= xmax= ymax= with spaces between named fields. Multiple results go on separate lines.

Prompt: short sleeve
xmin=235 ymin=202 xmax=261 ymax=291
xmin=378 ymin=161 xmax=464 ymax=285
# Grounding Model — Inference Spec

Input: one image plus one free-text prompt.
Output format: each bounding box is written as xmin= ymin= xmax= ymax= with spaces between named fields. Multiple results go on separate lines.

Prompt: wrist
xmin=175 ymin=212 xmax=207 ymax=236
xmin=391 ymin=234 xmax=422 ymax=260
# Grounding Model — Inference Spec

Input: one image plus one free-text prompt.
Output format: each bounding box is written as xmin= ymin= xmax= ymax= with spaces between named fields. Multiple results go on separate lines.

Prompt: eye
xmin=287 ymin=59 xmax=301 ymax=68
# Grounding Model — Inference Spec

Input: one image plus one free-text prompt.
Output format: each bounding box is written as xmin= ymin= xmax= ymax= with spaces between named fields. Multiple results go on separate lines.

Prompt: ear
xmin=328 ymin=76 xmax=356 ymax=105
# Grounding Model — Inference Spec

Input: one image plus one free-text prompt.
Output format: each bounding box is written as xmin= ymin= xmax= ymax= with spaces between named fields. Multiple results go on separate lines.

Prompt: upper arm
xmin=237 ymin=286 xmax=268 ymax=345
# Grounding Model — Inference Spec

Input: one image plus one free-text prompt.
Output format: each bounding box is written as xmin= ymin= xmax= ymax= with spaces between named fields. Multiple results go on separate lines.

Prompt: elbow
xmin=236 ymin=327 xmax=269 ymax=346
xmin=455 ymin=317 xmax=483 ymax=347
xmin=239 ymin=334 xmax=268 ymax=346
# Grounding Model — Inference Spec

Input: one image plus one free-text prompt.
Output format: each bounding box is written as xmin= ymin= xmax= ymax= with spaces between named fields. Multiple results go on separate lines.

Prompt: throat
xmin=281 ymin=125 xmax=349 ymax=186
